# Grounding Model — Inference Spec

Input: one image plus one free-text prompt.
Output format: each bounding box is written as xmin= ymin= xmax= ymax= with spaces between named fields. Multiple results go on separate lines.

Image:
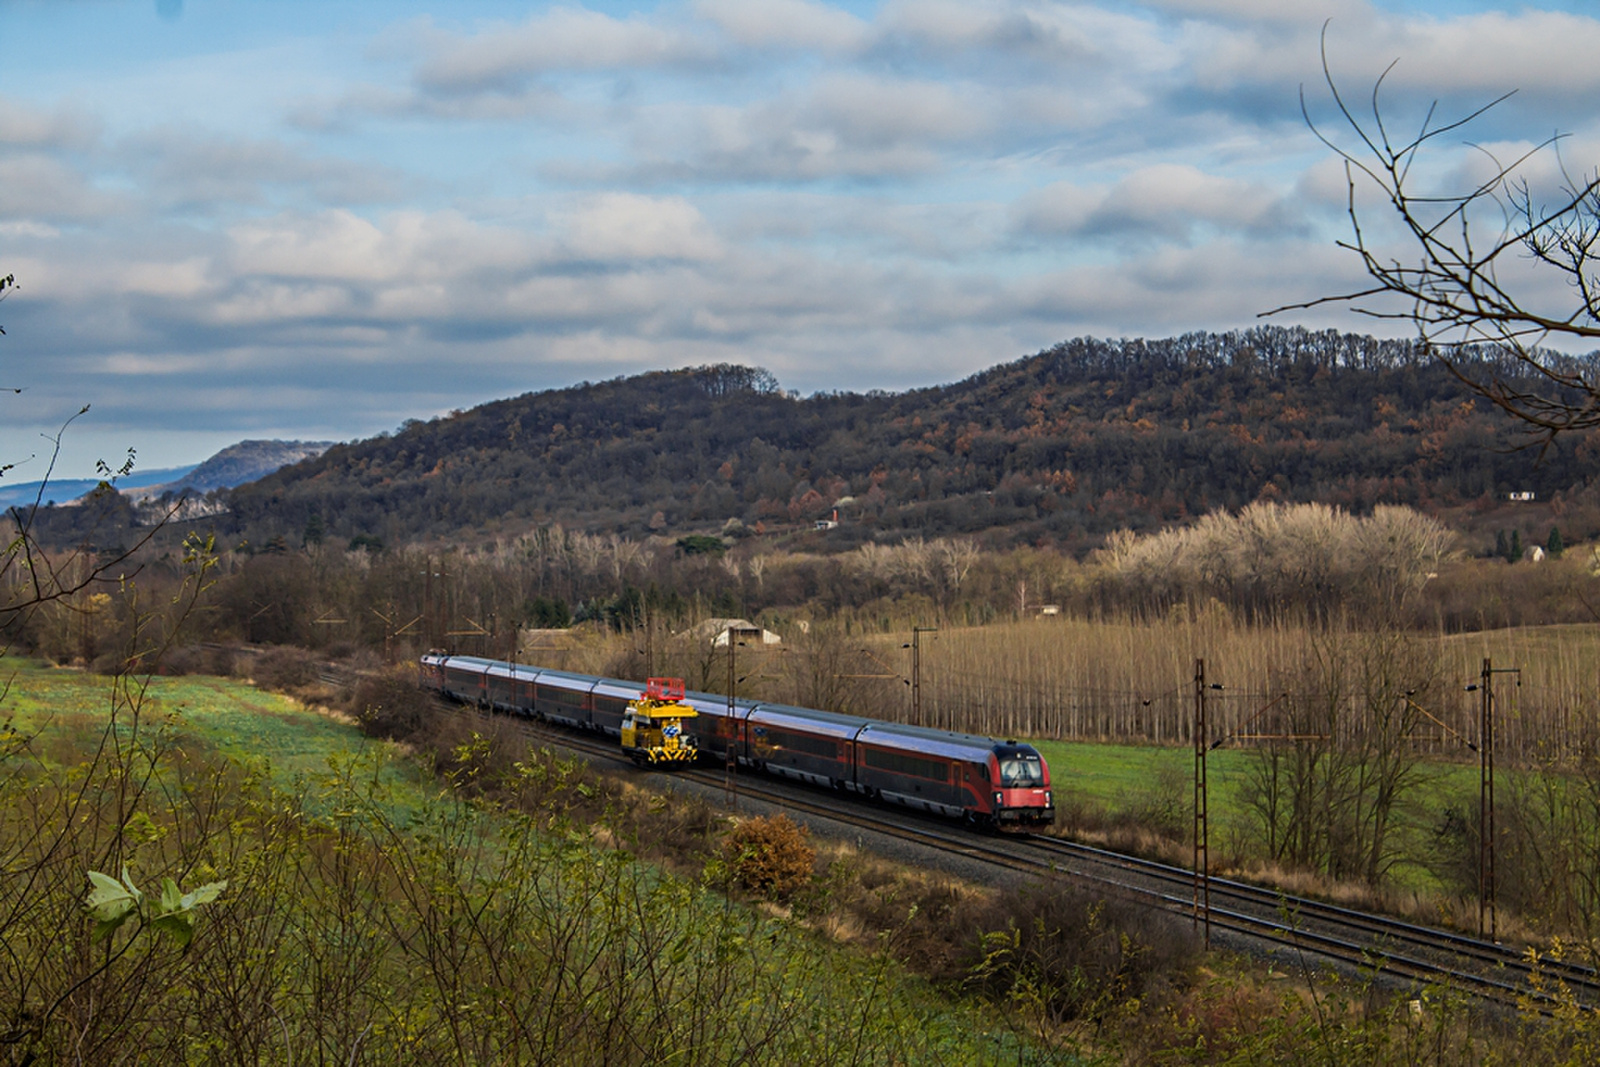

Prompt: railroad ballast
xmin=420 ymin=652 xmax=1055 ymax=830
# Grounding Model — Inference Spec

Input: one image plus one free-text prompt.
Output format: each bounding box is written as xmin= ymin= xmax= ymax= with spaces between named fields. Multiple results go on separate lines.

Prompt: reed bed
xmin=852 ymin=616 xmax=1600 ymax=766
xmin=555 ymin=613 xmax=1600 ymax=766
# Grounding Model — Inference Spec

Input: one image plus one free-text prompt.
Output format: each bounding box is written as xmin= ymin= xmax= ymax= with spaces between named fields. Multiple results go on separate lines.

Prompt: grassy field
xmin=0 ymin=657 xmax=1076 ymax=1065
xmin=0 ymin=657 xmax=427 ymax=805
xmin=1031 ymin=737 xmax=1486 ymax=898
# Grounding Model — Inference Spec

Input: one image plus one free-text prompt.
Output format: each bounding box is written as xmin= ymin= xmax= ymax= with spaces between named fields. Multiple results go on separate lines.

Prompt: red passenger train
xmin=420 ymin=653 xmax=1055 ymax=831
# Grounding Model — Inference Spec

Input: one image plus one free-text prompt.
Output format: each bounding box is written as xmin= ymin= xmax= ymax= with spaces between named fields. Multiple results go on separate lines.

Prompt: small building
xmin=1508 ymin=491 xmax=1536 ymax=502
xmin=680 ymin=617 xmax=783 ymax=647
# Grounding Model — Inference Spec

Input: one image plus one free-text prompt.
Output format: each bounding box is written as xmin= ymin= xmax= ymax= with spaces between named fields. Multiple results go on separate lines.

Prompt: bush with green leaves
xmin=84 ymin=867 xmax=227 ymax=948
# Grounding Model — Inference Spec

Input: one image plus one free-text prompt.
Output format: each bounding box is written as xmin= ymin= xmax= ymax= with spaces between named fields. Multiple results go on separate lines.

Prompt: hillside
xmin=217 ymin=326 xmax=1598 ymax=552
xmin=132 ymin=439 xmax=336 ymax=498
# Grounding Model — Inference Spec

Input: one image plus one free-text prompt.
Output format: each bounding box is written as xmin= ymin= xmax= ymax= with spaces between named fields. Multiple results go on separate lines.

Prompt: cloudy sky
xmin=3 ymin=0 xmax=1598 ymax=477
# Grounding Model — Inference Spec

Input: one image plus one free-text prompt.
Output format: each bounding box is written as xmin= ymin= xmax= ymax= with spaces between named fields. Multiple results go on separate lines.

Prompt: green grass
xmin=1 ymin=656 xmax=424 ymax=796
xmin=0 ymin=658 xmax=1081 ymax=1065
xmin=1030 ymin=737 xmax=1491 ymax=894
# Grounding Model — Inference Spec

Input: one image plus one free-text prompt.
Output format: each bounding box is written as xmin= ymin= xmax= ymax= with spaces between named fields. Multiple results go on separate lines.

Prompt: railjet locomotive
xmin=420 ymin=653 xmax=1055 ymax=830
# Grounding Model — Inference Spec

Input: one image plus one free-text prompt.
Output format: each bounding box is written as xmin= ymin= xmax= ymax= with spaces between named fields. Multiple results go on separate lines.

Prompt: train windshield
xmin=998 ymin=756 xmax=1044 ymax=788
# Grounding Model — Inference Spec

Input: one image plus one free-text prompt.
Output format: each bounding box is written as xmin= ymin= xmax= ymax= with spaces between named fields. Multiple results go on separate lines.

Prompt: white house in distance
xmin=681 ymin=617 xmax=783 ymax=647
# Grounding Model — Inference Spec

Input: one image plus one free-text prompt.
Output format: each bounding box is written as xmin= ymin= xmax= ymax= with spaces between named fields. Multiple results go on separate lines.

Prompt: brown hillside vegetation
xmin=106 ymin=325 xmax=1600 ymax=553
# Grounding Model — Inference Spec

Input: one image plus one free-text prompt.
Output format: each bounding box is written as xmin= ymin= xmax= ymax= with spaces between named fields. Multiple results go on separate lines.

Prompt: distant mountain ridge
xmin=1 ymin=440 xmax=337 ymax=514
xmin=218 ymin=326 xmax=1600 ymax=551
xmin=133 ymin=440 xmax=336 ymax=499
xmin=0 ymin=466 xmax=194 ymax=511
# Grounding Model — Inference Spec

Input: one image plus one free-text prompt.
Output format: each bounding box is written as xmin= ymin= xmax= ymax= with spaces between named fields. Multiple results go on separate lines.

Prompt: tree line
xmin=21 ymin=326 xmax=1598 ymax=558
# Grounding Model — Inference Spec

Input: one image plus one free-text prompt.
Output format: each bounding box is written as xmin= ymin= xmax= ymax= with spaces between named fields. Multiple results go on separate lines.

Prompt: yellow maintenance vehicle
xmin=620 ymin=677 xmax=699 ymax=766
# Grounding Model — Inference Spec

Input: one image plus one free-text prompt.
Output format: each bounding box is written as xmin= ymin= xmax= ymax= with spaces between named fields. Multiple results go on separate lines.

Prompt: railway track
xmin=280 ymin=654 xmax=1594 ymax=1016
xmin=1026 ymin=835 xmax=1599 ymax=1009
xmin=440 ymin=700 xmax=1599 ymax=1012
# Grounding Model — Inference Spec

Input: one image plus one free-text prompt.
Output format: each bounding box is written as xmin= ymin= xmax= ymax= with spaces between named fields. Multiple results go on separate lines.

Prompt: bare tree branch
xmin=1266 ymin=25 xmax=1600 ymax=448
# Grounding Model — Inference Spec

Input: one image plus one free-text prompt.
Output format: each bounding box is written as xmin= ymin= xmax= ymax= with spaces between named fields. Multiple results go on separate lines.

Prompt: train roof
xmin=681 ymin=689 xmax=759 ymax=718
xmin=485 ymin=659 xmax=540 ymax=679
xmin=530 ymin=668 xmax=602 ymax=690
xmin=436 ymin=655 xmax=498 ymax=672
xmin=747 ymin=702 xmax=874 ymax=738
xmin=592 ymin=676 xmax=648 ymax=701
xmin=858 ymin=721 xmax=1032 ymax=763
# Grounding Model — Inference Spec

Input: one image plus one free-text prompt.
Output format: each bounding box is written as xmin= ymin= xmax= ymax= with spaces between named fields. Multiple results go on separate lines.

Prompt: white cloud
xmin=1383 ymin=12 xmax=1600 ymax=95
xmin=618 ymin=73 xmax=991 ymax=182
xmin=0 ymin=221 xmax=60 ymax=240
xmin=122 ymin=129 xmax=404 ymax=210
xmin=2 ymin=253 xmax=215 ymax=301
xmin=0 ymin=99 xmax=98 ymax=149
xmin=413 ymin=8 xmax=718 ymax=94
xmin=207 ymin=282 xmax=356 ymax=326
xmin=1140 ymin=0 xmax=1369 ymax=25
xmin=807 ymin=73 xmax=984 ymax=146
xmin=102 ymin=352 xmax=218 ymax=376
xmin=228 ymin=209 xmax=536 ymax=283
xmin=0 ymin=155 xmax=127 ymax=222
xmin=1016 ymin=165 xmax=1298 ymax=242
xmin=8 ymin=0 xmax=1600 ymax=471
xmin=879 ymin=0 xmax=1098 ymax=61
xmin=694 ymin=0 xmax=869 ymax=53
xmin=1190 ymin=8 xmax=1600 ymax=106
xmin=557 ymin=193 xmax=724 ymax=262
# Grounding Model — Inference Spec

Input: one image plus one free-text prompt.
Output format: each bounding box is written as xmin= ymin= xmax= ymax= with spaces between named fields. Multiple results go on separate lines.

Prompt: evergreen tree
xmin=1495 ymin=530 xmax=1509 ymax=561
xmin=1509 ymin=529 xmax=1523 ymax=563
xmin=1547 ymin=526 xmax=1565 ymax=558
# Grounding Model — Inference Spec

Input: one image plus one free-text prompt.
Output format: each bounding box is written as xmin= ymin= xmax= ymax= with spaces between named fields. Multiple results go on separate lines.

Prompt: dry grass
xmin=515 ymin=609 xmax=1600 ymax=766
xmin=831 ymin=615 xmax=1600 ymax=766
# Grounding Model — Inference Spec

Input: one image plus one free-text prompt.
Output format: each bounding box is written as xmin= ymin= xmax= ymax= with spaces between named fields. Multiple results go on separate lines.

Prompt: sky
xmin=3 ymin=0 xmax=1600 ymax=478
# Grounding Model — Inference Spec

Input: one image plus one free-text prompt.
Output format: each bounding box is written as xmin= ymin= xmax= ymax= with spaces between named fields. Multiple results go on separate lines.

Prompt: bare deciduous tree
xmin=1274 ymin=33 xmax=1600 ymax=444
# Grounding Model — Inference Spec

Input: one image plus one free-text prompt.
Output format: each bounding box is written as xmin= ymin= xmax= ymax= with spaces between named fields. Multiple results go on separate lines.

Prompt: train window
xmin=760 ymin=727 xmax=838 ymax=759
xmin=998 ymin=757 xmax=1043 ymax=788
xmin=862 ymin=748 xmax=947 ymax=782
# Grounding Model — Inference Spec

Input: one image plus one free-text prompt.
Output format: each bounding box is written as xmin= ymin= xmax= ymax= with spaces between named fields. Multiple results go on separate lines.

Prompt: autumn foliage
xmin=722 ymin=814 xmax=816 ymax=901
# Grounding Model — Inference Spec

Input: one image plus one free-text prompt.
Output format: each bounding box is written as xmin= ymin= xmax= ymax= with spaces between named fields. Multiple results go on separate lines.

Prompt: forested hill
xmin=222 ymin=326 xmax=1600 ymax=550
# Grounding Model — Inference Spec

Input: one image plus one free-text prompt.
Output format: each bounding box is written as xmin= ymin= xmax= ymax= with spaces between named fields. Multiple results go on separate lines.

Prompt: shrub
xmin=959 ymin=879 xmax=1196 ymax=1025
xmin=721 ymin=814 xmax=815 ymax=900
xmin=350 ymin=667 xmax=439 ymax=744
xmin=149 ymin=644 xmax=206 ymax=676
xmin=250 ymin=645 xmax=319 ymax=689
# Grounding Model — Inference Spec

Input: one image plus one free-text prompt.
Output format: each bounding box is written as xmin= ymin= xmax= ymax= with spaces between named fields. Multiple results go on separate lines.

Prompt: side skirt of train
xmin=419 ymin=653 xmax=1055 ymax=831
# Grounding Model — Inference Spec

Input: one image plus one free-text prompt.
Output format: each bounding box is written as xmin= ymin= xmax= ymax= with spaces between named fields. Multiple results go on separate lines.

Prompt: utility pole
xmin=372 ymin=605 xmax=422 ymax=664
xmin=725 ymin=627 xmax=739 ymax=812
xmin=1479 ymin=658 xmax=1495 ymax=941
xmin=905 ymin=626 xmax=937 ymax=726
xmin=1193 ymin=658 xmax=1211 ymax=949
xmin=423 ymin=559 xmax=433 ymax=648
xmin=1470 ymin=658 xmax=1516 ymax=941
